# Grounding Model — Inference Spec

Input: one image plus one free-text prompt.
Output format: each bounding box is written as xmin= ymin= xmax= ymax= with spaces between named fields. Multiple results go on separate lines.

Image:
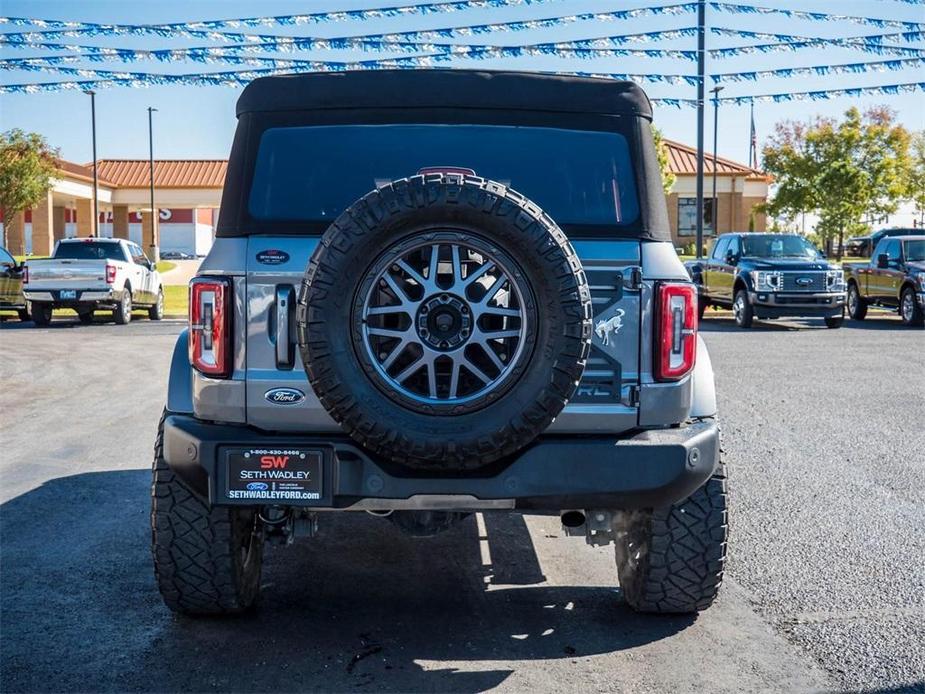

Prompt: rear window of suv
xmin=247 ymin=124 xmax=640 ymax=227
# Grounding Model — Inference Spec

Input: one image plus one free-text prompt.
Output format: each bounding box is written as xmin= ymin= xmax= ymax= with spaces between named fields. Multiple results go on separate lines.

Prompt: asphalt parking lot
xmin=1 ymin=313 xmax=923 ymax=692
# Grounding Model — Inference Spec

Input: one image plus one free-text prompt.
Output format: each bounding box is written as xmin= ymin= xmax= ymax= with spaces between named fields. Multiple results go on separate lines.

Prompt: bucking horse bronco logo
xmin=594 ymin=309 xmax=625 ymax=346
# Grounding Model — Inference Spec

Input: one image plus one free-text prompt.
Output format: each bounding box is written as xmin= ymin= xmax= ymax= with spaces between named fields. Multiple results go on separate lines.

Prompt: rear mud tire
xmin=824 ymin=314 xmax=843 ymax=329
xmin=31 ymin=304 xmax=52 ymax=326
xmin=297 ymin=173 xmax=592 ymax=470
xmin=114 ymin=289 xmax=132 ymax=325
xmin=149 ymin=288 xmax=165 ymax=321
xmin=78 ymin=309 xmax=94 ymax=324
xmin=614 ymin=458 xmax=728 ymax=614
xmin=151 ymin=413 xmax=264 ymax=615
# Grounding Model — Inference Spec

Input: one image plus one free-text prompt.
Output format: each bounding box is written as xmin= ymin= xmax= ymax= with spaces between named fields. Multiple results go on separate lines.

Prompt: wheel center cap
xmin=416 ymin=294 xmax=472 ymax=351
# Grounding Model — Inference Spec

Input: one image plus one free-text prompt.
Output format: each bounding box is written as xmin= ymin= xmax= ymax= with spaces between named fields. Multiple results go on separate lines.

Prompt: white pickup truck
xmin=23 ymin=238 xmax=164 ymax=326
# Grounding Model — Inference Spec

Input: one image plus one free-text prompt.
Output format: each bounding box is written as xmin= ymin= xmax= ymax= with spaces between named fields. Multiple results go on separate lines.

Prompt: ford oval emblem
xmin=264 ymin=388 xmax=305 ymax=405
xmin=247 ymin=482 xmax=269 ymax=491
xmin=796 ymin=277 xmax=813 ymax=286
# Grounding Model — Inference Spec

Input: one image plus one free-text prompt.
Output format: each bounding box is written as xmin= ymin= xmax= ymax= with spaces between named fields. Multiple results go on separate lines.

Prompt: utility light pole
xmin=84 ymin=90 xmax=99 ymax=237
xmin=710 ymin=85 xmax=724 ymax=239
xmin=695 ymin=0 xmax=706 ymax=259
xmin=147 ymin=106 xmax=159 ymax=262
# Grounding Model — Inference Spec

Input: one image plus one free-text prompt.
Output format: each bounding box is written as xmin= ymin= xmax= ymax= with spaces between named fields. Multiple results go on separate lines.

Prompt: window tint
xmin=711 ymin=236 xmax=729 ymax=260
xmin=727 ymin=236 xmax=741 ymax=258
xmin=129 ymin=244 xmax=149 ymax=266
xmin=885 ymin=239 xmax=902 ymax=261
xmin=741 ymin=235 xmax=818 ymax=259
xmin=53 ymin=241 xmax=126 ymax=261
xmin=248 ymin=124 xmax=640 ymax=227
xmin=903 ymin=240 xmax=925 ymax=262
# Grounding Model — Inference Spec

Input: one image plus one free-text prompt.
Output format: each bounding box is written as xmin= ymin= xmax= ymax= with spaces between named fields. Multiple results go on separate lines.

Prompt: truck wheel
xmin=149 ymin=288 xmax=165 ymax=321
xmin=17 ymin=303 xmax=30 ymax=322
xmin=113 ymin=289 xmax=132 ymax=325
xmin=900 ymin=286 xmax=924 ymax=327
xmin=847 ymin=283 xmax=867 ymax=320
xmin=824 ymin=314 xmax=843 ymax=329
xmin=151 ymin=413 xmax=264 ymax=615
xmin=31 ymin=304 xmax=52 ymax=326
xmin=732 ymin=289 xmax=753 ymax=328
xmin=297 ymin=174 xmax=592 ymax=470
xmin=77 ymin=309 xmax=94 ymax=325
xmin=614 ymin=459 xmax=727 ymax=614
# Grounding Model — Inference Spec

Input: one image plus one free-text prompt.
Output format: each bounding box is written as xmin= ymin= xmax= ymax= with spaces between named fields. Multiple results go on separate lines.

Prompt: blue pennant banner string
xmin=0 ymin=30 xmax=702 ymax=62
xmin=710 ymin=2 xmax=924 ymax=30
xmin=0 ymin=26 xmax=699 ymax=53
xmin=2 ymin=68 xmax=921 ymax=106
xmin=711 ymin=57 xmax=925 ymax=83
xmin=710 ymin=29 xmax=925 ymax=58
xmin=0 ymin=3 xmax=697 ymax=45
xmin=0 ymin=60 xmax=700 ymax=86
xmin=712 ymin=27 xmax=925 ymax=45
xmin=0 ymin=0 xmax=562 ymax=34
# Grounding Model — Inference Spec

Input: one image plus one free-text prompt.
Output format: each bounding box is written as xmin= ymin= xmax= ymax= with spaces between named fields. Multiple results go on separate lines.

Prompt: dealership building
xmin=3 ymin=141 xmax=769 ymax=256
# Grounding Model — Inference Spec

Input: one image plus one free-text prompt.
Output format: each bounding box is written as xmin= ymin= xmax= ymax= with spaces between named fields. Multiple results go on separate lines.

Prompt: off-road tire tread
xmin=32 ymin=305 xmax=52 ymax=326
xmin=615 ymin=455 xmax=727 ymax=614
xmin=296 ymin=174 xmax=592 ymax=469
xmin=150 ymin=412 xmax=262 ymax=615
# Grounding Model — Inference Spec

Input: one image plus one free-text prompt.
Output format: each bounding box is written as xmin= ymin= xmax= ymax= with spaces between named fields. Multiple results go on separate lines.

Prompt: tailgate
xmin=26 ymin=260 xmax=109 ymax=290
xmin=244 ymin=237 xmax=640 ymax=435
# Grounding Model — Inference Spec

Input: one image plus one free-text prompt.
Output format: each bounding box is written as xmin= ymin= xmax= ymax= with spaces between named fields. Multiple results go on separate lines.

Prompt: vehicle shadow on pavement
xmin=698 ymin=318 xmax=799 ymax=332
xmin=0 ymin=471 xmax=695 ymax=693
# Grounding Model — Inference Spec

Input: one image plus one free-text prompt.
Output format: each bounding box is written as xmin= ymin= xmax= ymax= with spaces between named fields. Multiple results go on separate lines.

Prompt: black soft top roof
xmin=236 ymin=69 xmax=653 ymax=119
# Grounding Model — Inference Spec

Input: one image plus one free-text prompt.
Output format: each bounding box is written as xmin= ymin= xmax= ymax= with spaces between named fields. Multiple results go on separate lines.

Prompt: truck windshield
xmin=248 ymin=124 xmax=639 ymax=227
xmin=54 ymin=242 xmax=125 ymax=261
xmin=904 ymin=240 xmax=925 ymax=261
xmin=741 ymin=235 xmax=819 ymax=259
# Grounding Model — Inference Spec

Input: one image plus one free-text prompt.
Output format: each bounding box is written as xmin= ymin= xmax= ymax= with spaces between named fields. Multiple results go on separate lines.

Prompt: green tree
xmin=0 ymin=129 xmax=58 ymax=252
xmin=908 ymin=131 xmax=925 ymax=227
xmin=762 ymin=107 xmax=912 ymax=258
xmin=652 ymin=126 xmax=676 ymax=195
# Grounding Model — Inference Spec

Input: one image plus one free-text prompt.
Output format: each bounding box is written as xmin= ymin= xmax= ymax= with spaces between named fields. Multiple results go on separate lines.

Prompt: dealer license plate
xmin=225 ymin=448 xmax=323 ymax=502
xmin=59 ymin=290 xmax=77 ymax=300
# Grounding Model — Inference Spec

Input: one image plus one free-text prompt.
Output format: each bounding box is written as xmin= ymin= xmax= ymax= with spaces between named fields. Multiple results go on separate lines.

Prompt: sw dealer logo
xmin=260 ymin=455 xmax=290 ymax=470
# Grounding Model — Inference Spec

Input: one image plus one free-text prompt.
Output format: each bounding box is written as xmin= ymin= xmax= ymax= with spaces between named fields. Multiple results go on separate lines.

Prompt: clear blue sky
xmin=1 ymin=0 xmax=923 ymax=166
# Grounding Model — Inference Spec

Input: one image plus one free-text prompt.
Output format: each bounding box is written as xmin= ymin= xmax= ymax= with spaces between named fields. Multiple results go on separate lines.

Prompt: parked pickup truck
xmin=24 ymin=238 xmax=164 ymax=325
xmin=152 ymin=70 xmax=727 ymax=617
xmin=686 ymin=233 xmax=846 ymax=328
xmin=845 ymin=234 xmax=925 ymax=327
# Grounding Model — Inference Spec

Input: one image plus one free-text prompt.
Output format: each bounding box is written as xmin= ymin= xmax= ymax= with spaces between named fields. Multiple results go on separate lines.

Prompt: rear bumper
xmin=24 ymin=287 xmax=126 ymax=306
xmin=161 ymin=413 xmax=720 ymax=512
xmin=748 ymin=290 xmax=845 ymax=318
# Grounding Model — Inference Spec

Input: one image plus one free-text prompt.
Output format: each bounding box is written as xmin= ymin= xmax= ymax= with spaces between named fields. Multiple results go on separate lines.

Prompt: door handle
xmin=275 ymin=285 xmax=295 ymax=369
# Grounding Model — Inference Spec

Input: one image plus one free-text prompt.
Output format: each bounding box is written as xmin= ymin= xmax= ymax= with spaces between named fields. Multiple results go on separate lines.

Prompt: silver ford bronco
xmin=152 ymin=70 xmax=726 ymax=616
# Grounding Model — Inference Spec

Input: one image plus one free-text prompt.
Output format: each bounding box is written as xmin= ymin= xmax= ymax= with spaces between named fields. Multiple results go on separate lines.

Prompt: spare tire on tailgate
xmin=296 ymin=173 xmax=591 ymax=470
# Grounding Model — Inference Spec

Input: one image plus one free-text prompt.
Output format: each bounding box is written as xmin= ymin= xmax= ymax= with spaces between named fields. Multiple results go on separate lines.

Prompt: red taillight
xmin=655 ymin=282 xmax=697 ymax=381
xmin=189 ymin=277 xmax=232 ymax=378
xmin=105 ymin=264 xmax=116 ymax=284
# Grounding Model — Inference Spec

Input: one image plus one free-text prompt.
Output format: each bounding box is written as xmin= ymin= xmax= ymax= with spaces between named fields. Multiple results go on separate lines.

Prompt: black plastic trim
xmin=162 ymin=414 xmax=719 ymax=511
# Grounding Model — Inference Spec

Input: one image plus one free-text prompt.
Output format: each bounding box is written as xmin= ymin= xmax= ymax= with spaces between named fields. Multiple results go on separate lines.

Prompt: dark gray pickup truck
xmin=152 ymin=70 xmax=726 ymax=617
xmin=686 ymin=233 xmax=846 ymax=328
xmin=845 ymin=234 xmax=925 ymax=327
